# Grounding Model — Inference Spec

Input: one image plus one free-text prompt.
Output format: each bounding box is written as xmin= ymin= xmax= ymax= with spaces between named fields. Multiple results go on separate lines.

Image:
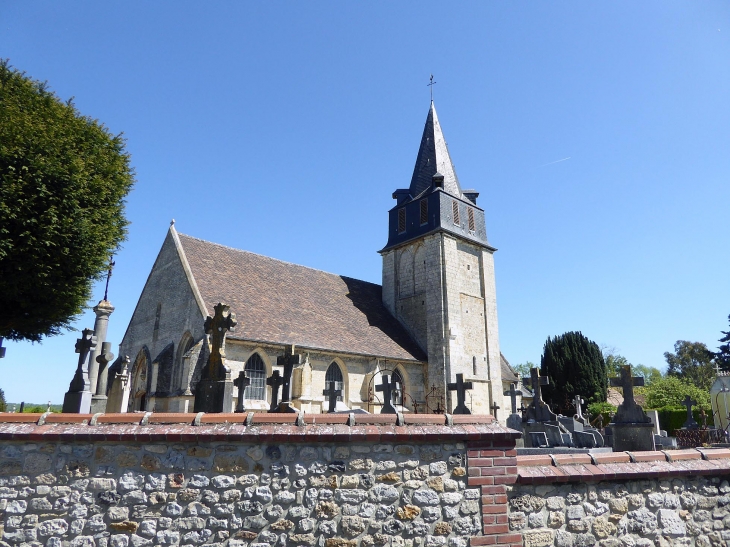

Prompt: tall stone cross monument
xmin=609 ymin=365 xmax=655 ymax=451
xmin=62 ymin=329 xmax=97 ymax=413
xmin=194 ymin=303 xmax=237 ymax=413
xmin=523 ymin=368 xmax=556 ymax=422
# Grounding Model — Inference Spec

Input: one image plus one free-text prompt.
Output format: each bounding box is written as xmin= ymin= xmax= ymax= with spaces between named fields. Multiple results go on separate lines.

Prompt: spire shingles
xmin=408 ymin=102 xmax=462 ymax=199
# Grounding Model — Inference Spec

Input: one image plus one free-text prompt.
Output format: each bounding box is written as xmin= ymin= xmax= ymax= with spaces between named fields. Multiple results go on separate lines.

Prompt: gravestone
xmin=267 ymin=370 xmax=284 ymax=413
xmin=490 ymin=402 xmax=500 ymax=420
xmin=90 ymin=342 xmax=115 ymax=413
xmin=682 ymin=395 xmax=699 ymax=429
xmin=276 ymin=345 xmax=303 ymax=413
xmin=62 ymin=329 xmax=97 ymax=413
xmin=447 ymin=373 xmax=473 ymax=415
xmin=504 ymin=383 xmax=523 ymax=433
xmin=609 ymin=365 xmax=655 ymax=451
xmin=574 ymin=395 xmax=588 ymax=426
xmin=107 ymin=356 xmax=131 ymax=413
xmin=234 ymin=371 xmax=250 ymax=413
xmin=323 ymin=381 xmax=342 ymax=413
xmin=194 ymin=303 xmax=236 ymax=413
xmin=521 ymin=368 xmax=566 ymax=447
xmin=376 ymin=374 xmax=398 ymax=414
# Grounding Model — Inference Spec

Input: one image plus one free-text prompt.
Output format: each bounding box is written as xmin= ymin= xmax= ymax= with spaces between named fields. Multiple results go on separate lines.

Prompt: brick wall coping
xmin=0 ymin=412 xmax=520 ymax=443
xmin=516 ymin=448 xmax=730 ymax=484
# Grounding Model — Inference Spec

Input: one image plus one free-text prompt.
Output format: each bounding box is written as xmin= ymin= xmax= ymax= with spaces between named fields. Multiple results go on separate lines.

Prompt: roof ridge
xmin=176 ymin=232 xmax=382 ymax=289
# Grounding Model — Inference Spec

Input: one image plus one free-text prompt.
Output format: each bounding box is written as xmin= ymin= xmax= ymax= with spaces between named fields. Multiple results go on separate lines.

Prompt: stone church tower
xmin=380 ymin=102 xmax=504 ymax=415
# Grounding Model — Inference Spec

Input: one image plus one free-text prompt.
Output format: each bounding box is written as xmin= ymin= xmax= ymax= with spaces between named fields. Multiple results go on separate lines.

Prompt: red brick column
xmin=467 ymin=439 xmax=520 ymax=547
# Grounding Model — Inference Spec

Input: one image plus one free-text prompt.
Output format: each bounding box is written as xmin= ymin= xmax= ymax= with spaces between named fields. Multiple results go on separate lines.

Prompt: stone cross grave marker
xmin=504 ymin=382 xmax=520 ymax=415
xmin=490 ymin=401 xmax=500 ymax=420
xmin=323 ymin=381 xmax=342 ymax=413
xmin=376 ymin=374 xmax=397 ymax=414
xmin=574 ymin=394 xmax=588 ymax=424
xmin=234 ymin=371 xmax=250 ymax=413
xmin=609 ymin=365 xmax=650 ymax=424
xmin=94 ymin=342 xmax=115 ymax=400
xmin=267 ymin=370 xmax=284 ymax=413
xmin=447 ymin=373 xmax=473 ymax=415
xmin=277 ymin=345 xmax=303 ymax=403
xmin=62 ymin=328 xmax=97 ymax=413
xmin=523 ymin=368 xmax=556 ymax=422
xmin=203 ymin=303 xmax=237 ymax=381
xmin=682 ymin=395 xmax=698 ymax=429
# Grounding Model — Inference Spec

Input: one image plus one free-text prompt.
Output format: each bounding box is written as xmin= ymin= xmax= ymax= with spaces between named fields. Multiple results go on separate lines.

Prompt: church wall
xmin=118 ymin=230 xmax=206 ymax=409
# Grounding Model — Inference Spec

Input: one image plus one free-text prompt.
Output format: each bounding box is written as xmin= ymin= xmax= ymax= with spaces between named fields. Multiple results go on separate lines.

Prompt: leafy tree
xmin=512 ymin=361 xmax=536 ymax=378
xmin=0 ymin=61 xmax=134 ymax=342
xmin=0 ymin=388 xmax=6 ymax=412
xmin=664 ymin=340 xmax=715 ymax=392
xmin=540 ymin=331 xmax=607 ymax=414
xmin=712 ymin=315 xmax=730 ymax=372
xmin=641 ymin=375 xmax=710 ymax=412
xmin=604 ymin=352 xmax=662 ymax=385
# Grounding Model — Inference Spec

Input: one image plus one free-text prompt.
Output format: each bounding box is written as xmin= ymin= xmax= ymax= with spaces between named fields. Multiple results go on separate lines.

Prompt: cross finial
xmin=428 ymin=74 xmax=437 ymax=102
xmin=103 ymin=256 xmax=115 ymax=302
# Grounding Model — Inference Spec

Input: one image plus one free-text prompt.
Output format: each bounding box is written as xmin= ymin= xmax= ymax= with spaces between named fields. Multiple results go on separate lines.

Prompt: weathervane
xmin=428 ymin=74 xmax=437 ymax=102
xmin=103 ymin=256 xmax=115 ymax=302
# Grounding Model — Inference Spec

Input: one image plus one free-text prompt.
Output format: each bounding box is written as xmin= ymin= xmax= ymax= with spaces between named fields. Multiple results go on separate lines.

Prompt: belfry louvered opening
xmin=419 ymin=199 xmax=428 ymax=225
xmin=398 ymin=208 xmax=406 ymax=233
xmin=467 ymin=207 xmax=475 ymax=232
xmin=452 ymin=200 xmax=460 ymax=225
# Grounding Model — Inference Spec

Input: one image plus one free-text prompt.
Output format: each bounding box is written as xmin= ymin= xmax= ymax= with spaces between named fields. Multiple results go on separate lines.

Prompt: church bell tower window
xmin=398 ymin=208 xmax=406 ymax=233
xmin=467 ymin=207 xmax=475 ymax=232
xmin=452 ymin=200 xmax=460 ymax=226
xmin=419 ymin=199 xmax=428 ymax=225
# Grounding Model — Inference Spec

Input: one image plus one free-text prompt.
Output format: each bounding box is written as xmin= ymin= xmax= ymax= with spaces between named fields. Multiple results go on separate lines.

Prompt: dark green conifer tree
xmin=540 ymin=331 xmax=607 ymax=414
xmin=713 ymin=315 xmax=730 ymax=373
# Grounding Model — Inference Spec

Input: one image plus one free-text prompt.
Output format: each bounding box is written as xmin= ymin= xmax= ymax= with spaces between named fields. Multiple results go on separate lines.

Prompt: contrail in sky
xmin=541 ymin=156 xmax=571 ymax=167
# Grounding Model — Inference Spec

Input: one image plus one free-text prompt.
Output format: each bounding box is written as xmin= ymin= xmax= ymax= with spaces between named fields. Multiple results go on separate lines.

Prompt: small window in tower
xmin=452 ymin=200 xmax=460 ymax=226
xmin=419 ymin=199 xmax=428 ymax=225
xmin=398 ymin=208 xmax=406 ymax=233
xmin=468 ymin=207 xmax=475 ymax=232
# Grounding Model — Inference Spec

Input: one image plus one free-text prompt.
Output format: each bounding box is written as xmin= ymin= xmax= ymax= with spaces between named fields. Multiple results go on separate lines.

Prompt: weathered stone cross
xmin=609 ymin=365 xmax=644 ymax=407
xmin=573 ymin=395 xmax=585 ymax=418
xmin=490 ymin=401 xmax=500 ymax=420
xmin=267 ymin=370 xmax=284 ymax=413
xmin=504 ymin=382 xmax=520 ymax=415
xmin=234 ymin=371 xmax=250 ymax=413
xmin=276 ymin=345 xmax=302 ymax=403
xmin=70 ymin=328 xmax=97 ymax=392
xmin=523 ymin=368 xmax=549 ymax=405
xmin=447 ymin=373 xmax=473 ymax=415
xmin=204 ymin=303 xmax=237 ymax=381
xmin=682 ymin=395 xmax=698 ymax=429
xmin=94 ymin=342 xmax=115 ymax=397
xmin=323 ymin=381 xmax=342 ymax=413
xmin=376 ymin=374 xmax=398 ymax=414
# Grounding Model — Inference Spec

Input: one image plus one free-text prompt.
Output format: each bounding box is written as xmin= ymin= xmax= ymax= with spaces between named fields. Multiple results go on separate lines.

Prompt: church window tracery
xmin=324 ymin=362 xmax=344 ymax=402
xmin=243 ymin=353 xmax=266 ymax=400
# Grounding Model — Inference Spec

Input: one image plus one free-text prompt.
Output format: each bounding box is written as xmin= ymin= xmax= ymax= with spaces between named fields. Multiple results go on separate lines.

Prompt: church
xmin=107 ymin=102 xmax=517 ymax=418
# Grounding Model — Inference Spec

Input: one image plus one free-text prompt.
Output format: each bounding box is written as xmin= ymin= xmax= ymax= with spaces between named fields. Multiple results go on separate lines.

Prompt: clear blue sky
xmin=2 ymin=2 xmax=729 ymax=404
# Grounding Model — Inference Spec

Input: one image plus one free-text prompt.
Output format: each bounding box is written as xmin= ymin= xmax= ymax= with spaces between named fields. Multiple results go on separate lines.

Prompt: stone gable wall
xmin=0 ymin=414 xmax=519 ymax=547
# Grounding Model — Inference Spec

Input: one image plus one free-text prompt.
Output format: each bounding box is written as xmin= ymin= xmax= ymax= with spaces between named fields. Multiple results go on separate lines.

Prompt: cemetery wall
xmin=507 ymin=451 xmax=730 ymax=547
xmin=0 ymin=413 xmax=519 ymax=547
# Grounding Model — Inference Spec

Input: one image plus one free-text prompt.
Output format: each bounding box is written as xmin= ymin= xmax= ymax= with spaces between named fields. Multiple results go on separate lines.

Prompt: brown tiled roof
xmin=178 ymin=233 xmax=426 ymax=362
xmin=500 ymin=354 xmax=518 ymax=383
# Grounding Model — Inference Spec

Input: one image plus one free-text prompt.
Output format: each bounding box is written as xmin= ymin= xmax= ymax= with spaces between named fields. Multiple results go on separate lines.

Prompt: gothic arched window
xmin=392 ymin=368 xmax=405 ymax=406
xmin=325 ymin=362 xmax=344 ymax=402
xmin=244 ymin=353 xmax=266 ymax=400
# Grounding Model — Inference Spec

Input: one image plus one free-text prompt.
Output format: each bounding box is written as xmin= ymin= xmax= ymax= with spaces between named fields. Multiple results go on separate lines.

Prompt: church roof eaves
xmin=176 ymin=233 xmax=427 ymax=363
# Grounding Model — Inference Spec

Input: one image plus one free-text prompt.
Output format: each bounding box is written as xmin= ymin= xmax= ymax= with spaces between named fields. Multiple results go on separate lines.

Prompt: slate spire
xmin=408 ymin=101 xmax=462 ymax=199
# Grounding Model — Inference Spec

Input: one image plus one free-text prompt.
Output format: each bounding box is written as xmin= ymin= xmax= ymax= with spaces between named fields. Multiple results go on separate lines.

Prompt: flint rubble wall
xmin=0 ymin=414 xmax=518 ymax=547
xmin=507 ymin=450 xmax=730 ymax=547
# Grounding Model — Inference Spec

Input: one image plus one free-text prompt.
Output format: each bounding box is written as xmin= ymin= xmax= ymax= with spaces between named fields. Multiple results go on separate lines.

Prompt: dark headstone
xmin=277 ymin=345 xmax=303 ymax=403
xmin=447 ymin=373 xmax=473 ymax=415
xmin=682 ymin=395 xmax=699 ymax=430
xmin=523 ymin=368 xmax=557 ymax=422
xmin=376 ymin=374 xmax=397 ymax=414
xmin=609 ymin=365 xmax=655 ymax=452
xmin=323 ymin=381 xmax=341 ymax=413
xmin=234 ymin=371 xmax=250 ymax=413
xmin=504 ymin=382 xmax=520 ymax=415
xmin=267 ymin=370 xmax=284 ymax=413
xmin=194 ymin=303 xmax=236 ymax=413
xmin=62 ymin=328 xmax=97 ymax=413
